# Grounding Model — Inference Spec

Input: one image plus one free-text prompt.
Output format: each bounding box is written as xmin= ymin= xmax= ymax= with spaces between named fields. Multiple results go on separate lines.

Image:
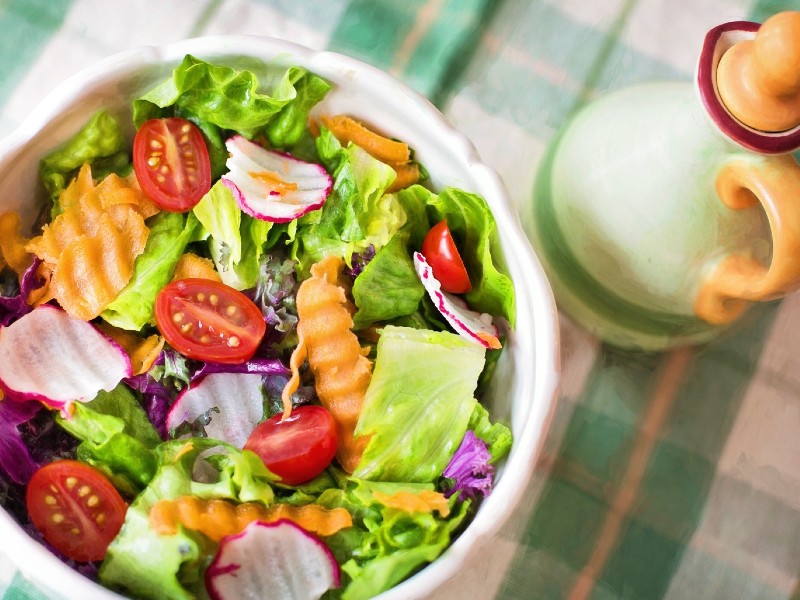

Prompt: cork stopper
xmin=716 ymin=11 xmax=800 ymax=132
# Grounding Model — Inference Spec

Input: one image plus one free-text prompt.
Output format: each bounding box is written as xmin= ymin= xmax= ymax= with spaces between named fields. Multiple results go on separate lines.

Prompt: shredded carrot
xmin=26 ymin=164 xmax=151 ymax=320
xmin=372 ymin=490 xmax=450 ymax=518
xmin=26 ymin=261 xmax=54 ymax=307
xmin=477 ymin=331 xmax=502 ymax=350
xmin=282 ymin=256 xmax=372 ymax=473
xmin=96 ymin=322 xmax=164 ymax=375
xmin=250 ymin=171 xmax=299 ymax=194
xmin=321 ymin=115 xmax=410 ymax=165
xmin=281 ymin=328 xmax=308 ymax=418
xmin=387 ymin=162 xmax=421 ymax=193
xmin=171 ymin=253 xmax=221 ymax=283
xmin=0 ymin=211 xmax=33 ymax=277
xmin=149 ymin=496 xmax=353 ymax=541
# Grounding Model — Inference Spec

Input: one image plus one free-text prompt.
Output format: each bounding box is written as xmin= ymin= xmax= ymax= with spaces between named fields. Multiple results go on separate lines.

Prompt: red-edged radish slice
xmin=166 ymin=372 xmax=264 ymax=448
xmin=413 ymin=252 xmax=502 ymax=349
xmin=222 ymin=136 xmax=332 ymax=223
xmin=0 ymin=305 xmax=131 ymax=410
xmin=206 ymin=519 xmax=340 ymax=600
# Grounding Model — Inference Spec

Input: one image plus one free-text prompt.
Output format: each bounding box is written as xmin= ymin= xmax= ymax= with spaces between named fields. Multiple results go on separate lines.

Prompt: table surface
xmin=2 ymin=1 xmax=799 ymax=599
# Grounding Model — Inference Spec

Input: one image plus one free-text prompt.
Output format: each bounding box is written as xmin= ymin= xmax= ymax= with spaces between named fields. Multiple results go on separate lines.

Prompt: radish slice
xmin=166 ymin=372 xmax=264 ymax=448
xmin=206 ymin=519 xmax=340 ymax=600
xmin=222 ymin=136 xmax=332 ymax=223
xmin=413 ymin=252 xmax=501 ymax=349
xmin=0 ymin=305 xmax=131 ymax=409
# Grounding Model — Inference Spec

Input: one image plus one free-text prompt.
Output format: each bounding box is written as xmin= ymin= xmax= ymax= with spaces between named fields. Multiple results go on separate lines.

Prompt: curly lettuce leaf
xmin=293 ymin=128 xmax=402 ymax=273
xmin=317 ymin=479 xmax=469 ymax=600
xmin=266 ymin=71 xmax=331 ymax=148
xmin=467 ymin=401 xmax=512 ymax=464
xmin=133 ymin=55 xmax=318 ymax=139
xmin=101 ymin=212 xmax=200 ymax=330
xmin=353 ymin=326 xmax=484 ymax=482
xmin=39 ymin=110 xmax=129 ymax=214
xmin=54 ymin=385 xmax=160 ymax=495
xmin=396 ymin=185 xmax=515 ymax=326
xmin=99 ymin=439 xmax=276 ymax=600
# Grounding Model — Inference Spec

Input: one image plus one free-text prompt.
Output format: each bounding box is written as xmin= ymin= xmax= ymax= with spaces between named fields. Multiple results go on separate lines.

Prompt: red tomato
xmin=421 ymin=220 xmax=472 ymax=294
xmin=133 ymin=117 xmax=211 ymax=212
xmin=155 ymin=278 xmax=267 ymax=364
xmin=244 ymin=406 xmax=338 ymax=485
xmin=26 ymin=460 xmax=127 ymax=562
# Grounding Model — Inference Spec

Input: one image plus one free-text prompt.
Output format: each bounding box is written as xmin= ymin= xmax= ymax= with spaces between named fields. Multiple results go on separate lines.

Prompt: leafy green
xmin=317 ymin=479 xmax=469 ymax=600
xmin=54 ymin=386 xmax=160 ymax=495
xmin=396 ymin=185 xmax=516 ymax=325
xmin=351 ymin=232 xmax=423 ymax=329
xmin=39 ymin=110 xmax=129 ymax=214
xmin=101 ymin=212 xmax=200 ymax=330
xmin=468 ymin=402 xmax=512 ymax=464
xmin=99 ymin=440 xmax=277 ymax=600
xmin=133 ymin=55 xmax=318 ymax=139
xmin=293 ymin=128 xmax=402 ymax=273
xmin=353 ymin=326 xmax=485 ymax=482
xmin=266 ymin=71 xmax=331 ymax=148
xmin=192 ymin=181 xmax=272 ymax=290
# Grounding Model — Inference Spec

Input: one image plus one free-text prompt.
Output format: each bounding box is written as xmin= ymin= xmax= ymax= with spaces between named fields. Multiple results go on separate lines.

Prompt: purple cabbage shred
xmin=442 ymin=430 xmax=495 ymax=501
xmin=0 ymin=399 xmax=42 ymax=484
xmin=345 ymin=245 xmax=376 ymax=279
xmin=0 ymin=258 xmax=45 ymax=326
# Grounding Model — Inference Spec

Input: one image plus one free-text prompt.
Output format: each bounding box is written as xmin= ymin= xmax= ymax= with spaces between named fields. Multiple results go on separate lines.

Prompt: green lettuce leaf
xmin=133 ymin=55 xmax=315 ymax=139
xmin=353 ymin=326 xmax=484 ymax=482
xmin=396 ymin=185 xmax=516 ymax=325
xmin=39 ymin=110 xmax=129 ymax=214
xmin=99 ymin=439 xmax=276 ymax=600
xmin=266 ymin=71 xmax=331 ymax=148
xmin=351 ymin=232 xmax=424 ymax=329
xmin=317 ymin=478 xmax=469 ymax=600
xmin=101 ymin=212 xmax=200 ymax=330
xmin=467 ymin=402 xmax=512 ymax=464
xmin=293 ymin=128 xmax=402 ymax=272
xmin=54 ymin=386 xmax=159 ymax=495
xmin=192 ymin=181 xmax=272 ymax=290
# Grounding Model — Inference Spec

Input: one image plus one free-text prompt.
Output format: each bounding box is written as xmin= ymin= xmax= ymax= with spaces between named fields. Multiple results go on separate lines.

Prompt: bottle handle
xmin=694 ymin=155 xmax=800 ymax=324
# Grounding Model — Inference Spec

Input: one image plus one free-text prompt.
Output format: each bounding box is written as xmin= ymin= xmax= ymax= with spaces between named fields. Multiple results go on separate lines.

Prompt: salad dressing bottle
xmin=528 ymin=11 xmax=800 ymax=351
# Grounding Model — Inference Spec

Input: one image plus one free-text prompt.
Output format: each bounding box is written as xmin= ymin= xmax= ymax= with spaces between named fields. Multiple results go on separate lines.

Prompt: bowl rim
xmin=0 ymin=34 xmax=561 ymax=600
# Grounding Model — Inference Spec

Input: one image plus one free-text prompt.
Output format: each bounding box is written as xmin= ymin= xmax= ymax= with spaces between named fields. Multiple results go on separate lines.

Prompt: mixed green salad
xmin=0 ymin=55 xmax=515 ymax=600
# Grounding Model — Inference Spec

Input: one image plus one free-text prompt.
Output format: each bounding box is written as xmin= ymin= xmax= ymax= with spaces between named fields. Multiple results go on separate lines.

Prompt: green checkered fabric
xmin=2 ymin=1 xmax=799 ymax=599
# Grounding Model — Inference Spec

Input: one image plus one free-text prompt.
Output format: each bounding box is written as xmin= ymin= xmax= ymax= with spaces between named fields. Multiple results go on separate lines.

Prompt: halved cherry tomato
xmin=26 ymin=460 xmax=127 ymax=562
xmin=155 ymin=278 xmax=266 ymax=364
xmin=244 ymin=405 xmax=338 ymax=485
xmin=133 ymin=117 xmax=211 ymax=212
xmin=421 ymin=220 xmax=472 ymax=293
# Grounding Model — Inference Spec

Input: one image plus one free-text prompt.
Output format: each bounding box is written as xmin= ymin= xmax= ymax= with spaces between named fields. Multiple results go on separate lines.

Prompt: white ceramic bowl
xmin=0 ymin=36 xmax=560 ymax=600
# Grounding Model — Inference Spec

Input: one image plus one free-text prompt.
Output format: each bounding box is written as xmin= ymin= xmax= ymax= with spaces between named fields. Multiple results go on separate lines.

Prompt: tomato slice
xmin=26 ymin=460 xmax=127 ymax=562
xmin=244 ymin=406 xmax=338 ymax=485
xmin=421 ymin=220 xmax=472 ymax=294
xmin=155 ymin=278 xmax=267 ymax=364
xmin=133 ymin=117 xmax=212 ymax=212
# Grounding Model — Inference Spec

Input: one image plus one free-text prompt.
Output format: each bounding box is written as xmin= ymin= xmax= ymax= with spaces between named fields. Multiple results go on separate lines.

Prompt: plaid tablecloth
xmin=2 ymin=0 xmax=800 ymax=598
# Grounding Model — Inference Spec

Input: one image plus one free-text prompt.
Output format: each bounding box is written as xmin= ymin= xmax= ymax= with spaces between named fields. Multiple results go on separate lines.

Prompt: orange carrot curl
xmin=149 ymin=496 xmax=352 ymax=541
xmin=320 ymin=115 xmax=421 ymax=192
xmin=372 ymin=490 xmax=450 ymax=518
xmin=281 ymin=256 xmax=372 ymax=473
xmin=25 ymin=164 xmax=154 ymax=320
